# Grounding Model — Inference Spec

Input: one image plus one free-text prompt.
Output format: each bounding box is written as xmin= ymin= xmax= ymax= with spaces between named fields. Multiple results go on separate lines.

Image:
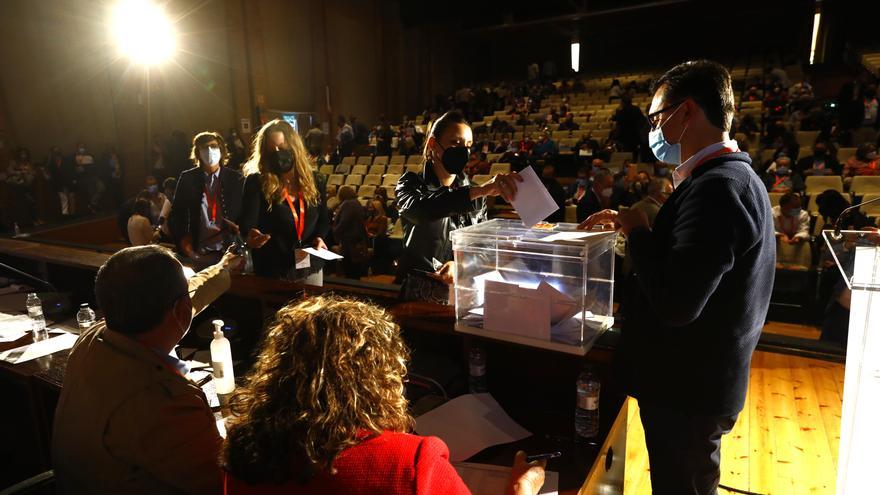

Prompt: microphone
xmin=832 ymin=196 xmax=880 ymax=239
xmin=0 ymin=262 xmax=57 ymax=292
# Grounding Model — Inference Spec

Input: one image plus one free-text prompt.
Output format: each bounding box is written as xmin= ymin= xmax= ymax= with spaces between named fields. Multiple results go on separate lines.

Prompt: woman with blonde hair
xmin=221 ymin=295 xmax=546 ymax=495
xmin=240 ymin=119 xmax=329 ymax=283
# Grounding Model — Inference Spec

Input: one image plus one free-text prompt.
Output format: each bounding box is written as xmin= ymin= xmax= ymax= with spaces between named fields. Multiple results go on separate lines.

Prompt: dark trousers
xmin=639 ymin=402 xmax=739 ymax=495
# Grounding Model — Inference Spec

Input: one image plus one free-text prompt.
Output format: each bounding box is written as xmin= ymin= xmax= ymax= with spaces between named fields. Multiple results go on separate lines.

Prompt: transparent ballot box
xmin=451 ymin=219 xmax=616 ymax=355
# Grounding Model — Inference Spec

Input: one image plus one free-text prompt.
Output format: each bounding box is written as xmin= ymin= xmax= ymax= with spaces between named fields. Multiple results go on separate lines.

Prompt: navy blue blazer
xmin=620 ymin=151 xmax=776 ymax=416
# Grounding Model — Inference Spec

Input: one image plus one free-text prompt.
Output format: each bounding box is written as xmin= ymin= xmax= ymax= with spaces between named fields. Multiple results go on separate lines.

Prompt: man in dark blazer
xmin=581 ymin=60 xmax=775 ymax=495
xmin=169 ymin=131 xmax=244 ymax=269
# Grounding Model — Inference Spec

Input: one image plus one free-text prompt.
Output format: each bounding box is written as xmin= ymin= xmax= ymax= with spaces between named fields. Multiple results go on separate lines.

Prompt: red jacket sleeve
xmin=413 ymin=436 xmax=471 ymax=495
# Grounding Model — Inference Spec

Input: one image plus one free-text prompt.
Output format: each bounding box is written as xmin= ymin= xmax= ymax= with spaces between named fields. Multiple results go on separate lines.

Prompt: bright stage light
xmin=809 ymin=12 xmax=821 ymax=65
xmin=571 ymin=42 xmax=580 ymax=73
xmin=111 ymin=0 xmax=176 ymax=65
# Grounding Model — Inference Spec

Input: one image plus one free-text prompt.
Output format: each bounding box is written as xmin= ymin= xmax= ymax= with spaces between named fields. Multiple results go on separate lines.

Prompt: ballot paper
xmin=302 ymin=247 xmax=344 ymax=260
xmin=415 ymin=393 xmax=531 ymax=462
xmin=537 ymin=231 xmax=606 ymax=243
xmin=0 ymin=332 xmax=77 ymax=364
xmin=0 ymin=313 xmax=33 ymax=342
xmin=510 ymin=166 xmax=559 ymax=228
xmin=482 ymin=277 xmax=578 ymax=340
xmin=453 ymin=462 xmax=559 ymax=495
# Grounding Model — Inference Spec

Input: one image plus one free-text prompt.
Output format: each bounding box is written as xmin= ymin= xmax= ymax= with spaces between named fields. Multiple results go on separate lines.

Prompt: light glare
xmin=571 ymin=42 xmax=580 ymax=73
xmin=809 ymin=12 xmax=821 ymax=65
xmin=112 ymin=0 xmax=176 ymax=65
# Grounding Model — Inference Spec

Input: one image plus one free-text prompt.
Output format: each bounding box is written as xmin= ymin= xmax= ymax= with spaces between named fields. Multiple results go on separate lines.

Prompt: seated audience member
xmin=144 ymin=175 xmax=167 ymax=224
xmin=221 ymin=296 xmax=546 ymax=495
xmin=794 ymin=141 xmax=840 ymax=176
xmin=52 ymin=245 xmax=240 ymax=494
xmin=365 ymin=198 xmax=390 ymax=239
xmin=557 ymin=113 xmax=579 ymax=131
xmin=169 ymin=131 xmax=244 ymax=268
xmin=127 ymin=198 xmax=158 ymax=246
xmin=5 ymin=147 xmax=36 ymax=228
xmin=374 ymin=186 xmax=398 ymax=222
xmin=158 ymin=177 xmax=177 ymax=238
xmin=576 ymin=167 xmax=614 ymax=222
xmin=843 ymin=143 xmax=879 ymax=178
xmin=567 ymin=166 xmax=591 ymax=201
xmin=531 ymin=132 xmax=558 ymax=159
xmin=765 ymin=157 xmax=802 ymax=193
xmin=630 ymin=177 xmax=673 ymax=227
xmin=772 ymin=192 xmax=809 ymax=244
xmin=464 ymin=151 xmax=491 ymax=177
xmin=332 ymin=185 xmax=369 ymax=279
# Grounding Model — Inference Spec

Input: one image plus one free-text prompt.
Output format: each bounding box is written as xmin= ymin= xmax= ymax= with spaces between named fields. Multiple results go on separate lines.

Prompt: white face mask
xmin=601 ymin=187 xmax=613 ymax=198
xmin=200 ymin=147 xmax=222 ymax=167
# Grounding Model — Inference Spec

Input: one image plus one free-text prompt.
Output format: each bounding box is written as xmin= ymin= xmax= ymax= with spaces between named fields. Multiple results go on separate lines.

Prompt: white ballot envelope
xmin=294 ymin=249 xmax=311 ymax=269
xmin=509 ymin=166 xmax=559 ymax=228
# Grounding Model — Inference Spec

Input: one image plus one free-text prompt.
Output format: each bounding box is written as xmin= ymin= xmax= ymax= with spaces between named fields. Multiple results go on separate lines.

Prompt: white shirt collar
xmin=672 ymin=139 xmax=738 ymax=188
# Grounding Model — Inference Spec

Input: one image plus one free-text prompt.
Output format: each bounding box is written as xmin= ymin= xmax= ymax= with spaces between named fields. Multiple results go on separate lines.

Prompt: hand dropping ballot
xmin=509 ymin=166 xmax=559 ymax=228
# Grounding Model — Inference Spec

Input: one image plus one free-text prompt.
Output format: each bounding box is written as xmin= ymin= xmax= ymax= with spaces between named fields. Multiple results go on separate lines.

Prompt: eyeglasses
xmin=646 ymin=100 xmax=685 ymax=130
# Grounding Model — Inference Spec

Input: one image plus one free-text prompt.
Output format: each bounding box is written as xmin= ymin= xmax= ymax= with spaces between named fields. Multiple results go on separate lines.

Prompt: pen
xmin=526 ymin=451 xmax=561 ymax=463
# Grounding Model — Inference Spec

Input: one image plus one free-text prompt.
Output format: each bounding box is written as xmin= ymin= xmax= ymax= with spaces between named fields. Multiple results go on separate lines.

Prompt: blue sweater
xmin=621 ymin=151 xmax=775 ymax=416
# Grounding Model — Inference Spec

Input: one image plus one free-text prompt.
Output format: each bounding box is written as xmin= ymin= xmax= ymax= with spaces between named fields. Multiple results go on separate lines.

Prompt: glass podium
xmin=822 ymin=230 xmax=880 ymax=494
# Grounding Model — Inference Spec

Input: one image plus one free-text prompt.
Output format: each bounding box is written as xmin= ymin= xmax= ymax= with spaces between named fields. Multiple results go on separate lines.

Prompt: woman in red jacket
xmin=221 ymin=296 xmax=545 ymax=495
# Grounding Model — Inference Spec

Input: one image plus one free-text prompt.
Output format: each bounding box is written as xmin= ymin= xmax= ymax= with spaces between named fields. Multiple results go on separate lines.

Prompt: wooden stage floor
xmin=624 ymin=349 xmax=844 ymax=494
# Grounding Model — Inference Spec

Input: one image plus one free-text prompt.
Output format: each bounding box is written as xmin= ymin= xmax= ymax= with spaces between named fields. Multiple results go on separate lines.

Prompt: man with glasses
xmin=581 ymin=60 xmax=775 ymax=494
xmin=52 ymin=245 xmax=241 ymax=494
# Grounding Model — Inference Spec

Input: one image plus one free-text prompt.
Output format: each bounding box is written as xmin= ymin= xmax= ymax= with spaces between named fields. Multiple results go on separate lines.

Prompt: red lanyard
xmin=693 ymin=144 xmax=740 ymax=171
xmin=282 ymin=188 xmax=306 ymax=240
xmin=204 ymin=183 xmax=220 ymax=222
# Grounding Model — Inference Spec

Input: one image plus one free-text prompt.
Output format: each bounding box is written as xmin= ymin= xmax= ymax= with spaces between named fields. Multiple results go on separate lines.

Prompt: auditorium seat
xmin=357 ymin=185 xmax=376 ymax=199
xmin=767 ymin=192 xmax=785 ymax=208
xmin=760 ymin=149 xmax=775 ymax=165
xmin=328 ymin=174 xmax=344 ymax=186
xmin=486 ymin=153 xmax=502 ymax=162
xmin=368 ymin=165 xmax=386 ymax=176
xmin=406 ymin=164 xmax=422 ymax=174
xmin=850 ymin=176 xmax=880 ymax=197
xmin=357 ymin=156 xmax=373 ymax=165
xmin=471 ymin=174 xmax=491 ymax=185
xmin=860 ymin=193 xmax=880 ymax=218
xmin=389 ymin=155 xmax=406 ymax=165
xmin=318 ymin=165 xmax=334 ymax=175
xmin=341 ymin=156 xmax=356 ymax=166
xmin=837 ymin=147 xmax=857 ymax=163
xmin=805 ymin=176 xmax=844 ymax=195
xmin=386 ymin=164 xmax=404 ymax=175
xmin=363 ymin=174 xmax=381 ymax=186
xmin=406 ymin=155 xmax=422 ymax=165
xmin=382 ymin=186 xmax=396 ymax=200
xmin=352 ymin=165 xmax=368 ymax=176
xmin=373 ymin=156 xmax=390 ymax=166
xmin=796 ymin=130 xmax=820 ymax=148
xmin=490 ymin=163 xmax=511 ymax=175
xmin=345 ymin=174 xmax=363 ymax=186
xmin=335 ymin=164 xmax=351 ymax=174
xmin=382 ymin=173 xmax=401 ymax=186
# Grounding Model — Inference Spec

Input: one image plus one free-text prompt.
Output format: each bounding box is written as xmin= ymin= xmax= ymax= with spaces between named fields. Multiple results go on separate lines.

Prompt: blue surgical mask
xmin=648 ymin=104 xmax=687 ymax=164
xmin=147 ymin=185 xmax=158 ymax=194
xmin=785 ymin=208 xmax=802 ymax=218
xmin=776 ymin=166 xmax=790 ymax=176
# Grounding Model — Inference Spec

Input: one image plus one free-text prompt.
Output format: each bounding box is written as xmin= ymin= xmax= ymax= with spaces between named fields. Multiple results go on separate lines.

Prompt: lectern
xmin=822 ymin=230 xmax=880 ymax=494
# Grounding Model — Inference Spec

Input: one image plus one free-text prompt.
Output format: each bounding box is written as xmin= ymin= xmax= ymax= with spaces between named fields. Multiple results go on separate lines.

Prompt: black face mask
xmin=814 ymin=149 xmax=827 ymax=158
xmin=268 ymin=149 xmax=293 ymax=174
xmin=436 ymin=144 xmax=470 ymax=175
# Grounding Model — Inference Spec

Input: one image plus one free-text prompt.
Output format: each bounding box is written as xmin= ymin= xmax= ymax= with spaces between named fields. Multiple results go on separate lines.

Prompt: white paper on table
xmin=537 ymin=280 xmax=579 ymax=324
xmin=453 ymin=462 xmax=559 ymax=495
xmin=537 ymin=231 xmax=605 ymax=243
xmin=302 ymin=247 xmax=344 ymax=260
xmin=510 ymin=166 xmax=559 ymax=228
xmin=0 ymin=313 xmax=32 ymax=342
xmin=415 ymin=393 xmax=531 ymax=462
xmin=0 ymin=332 xmax=77 ymax=364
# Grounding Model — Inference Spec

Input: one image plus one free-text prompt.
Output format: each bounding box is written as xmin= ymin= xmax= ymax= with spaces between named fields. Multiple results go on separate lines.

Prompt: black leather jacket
xmin=394 ymin=161 xmax=487 ymax=282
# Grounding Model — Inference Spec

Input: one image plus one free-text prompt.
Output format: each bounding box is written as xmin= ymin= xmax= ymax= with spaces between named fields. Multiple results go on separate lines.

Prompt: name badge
xmin=579 ymin=149 xmax=593 ymax=157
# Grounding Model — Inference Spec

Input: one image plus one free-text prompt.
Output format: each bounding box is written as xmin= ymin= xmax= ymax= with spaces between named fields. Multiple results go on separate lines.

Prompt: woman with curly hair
xmin=221 ymin=296 xmax=546 ymax=495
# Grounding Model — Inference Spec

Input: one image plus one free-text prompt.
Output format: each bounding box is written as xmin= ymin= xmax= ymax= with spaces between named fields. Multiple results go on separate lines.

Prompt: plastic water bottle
xmin=468 ymin=346 xmax=487 ymax=393
xmin=575 ymin=369 xmax=600 ymax=439
xmin=26 ymin=293 xmax=46 ymax=334
xmin=76 ymin=303 xmax=96 ymax=331
xmin=210 ymin=320 xmax=235 ymax=397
